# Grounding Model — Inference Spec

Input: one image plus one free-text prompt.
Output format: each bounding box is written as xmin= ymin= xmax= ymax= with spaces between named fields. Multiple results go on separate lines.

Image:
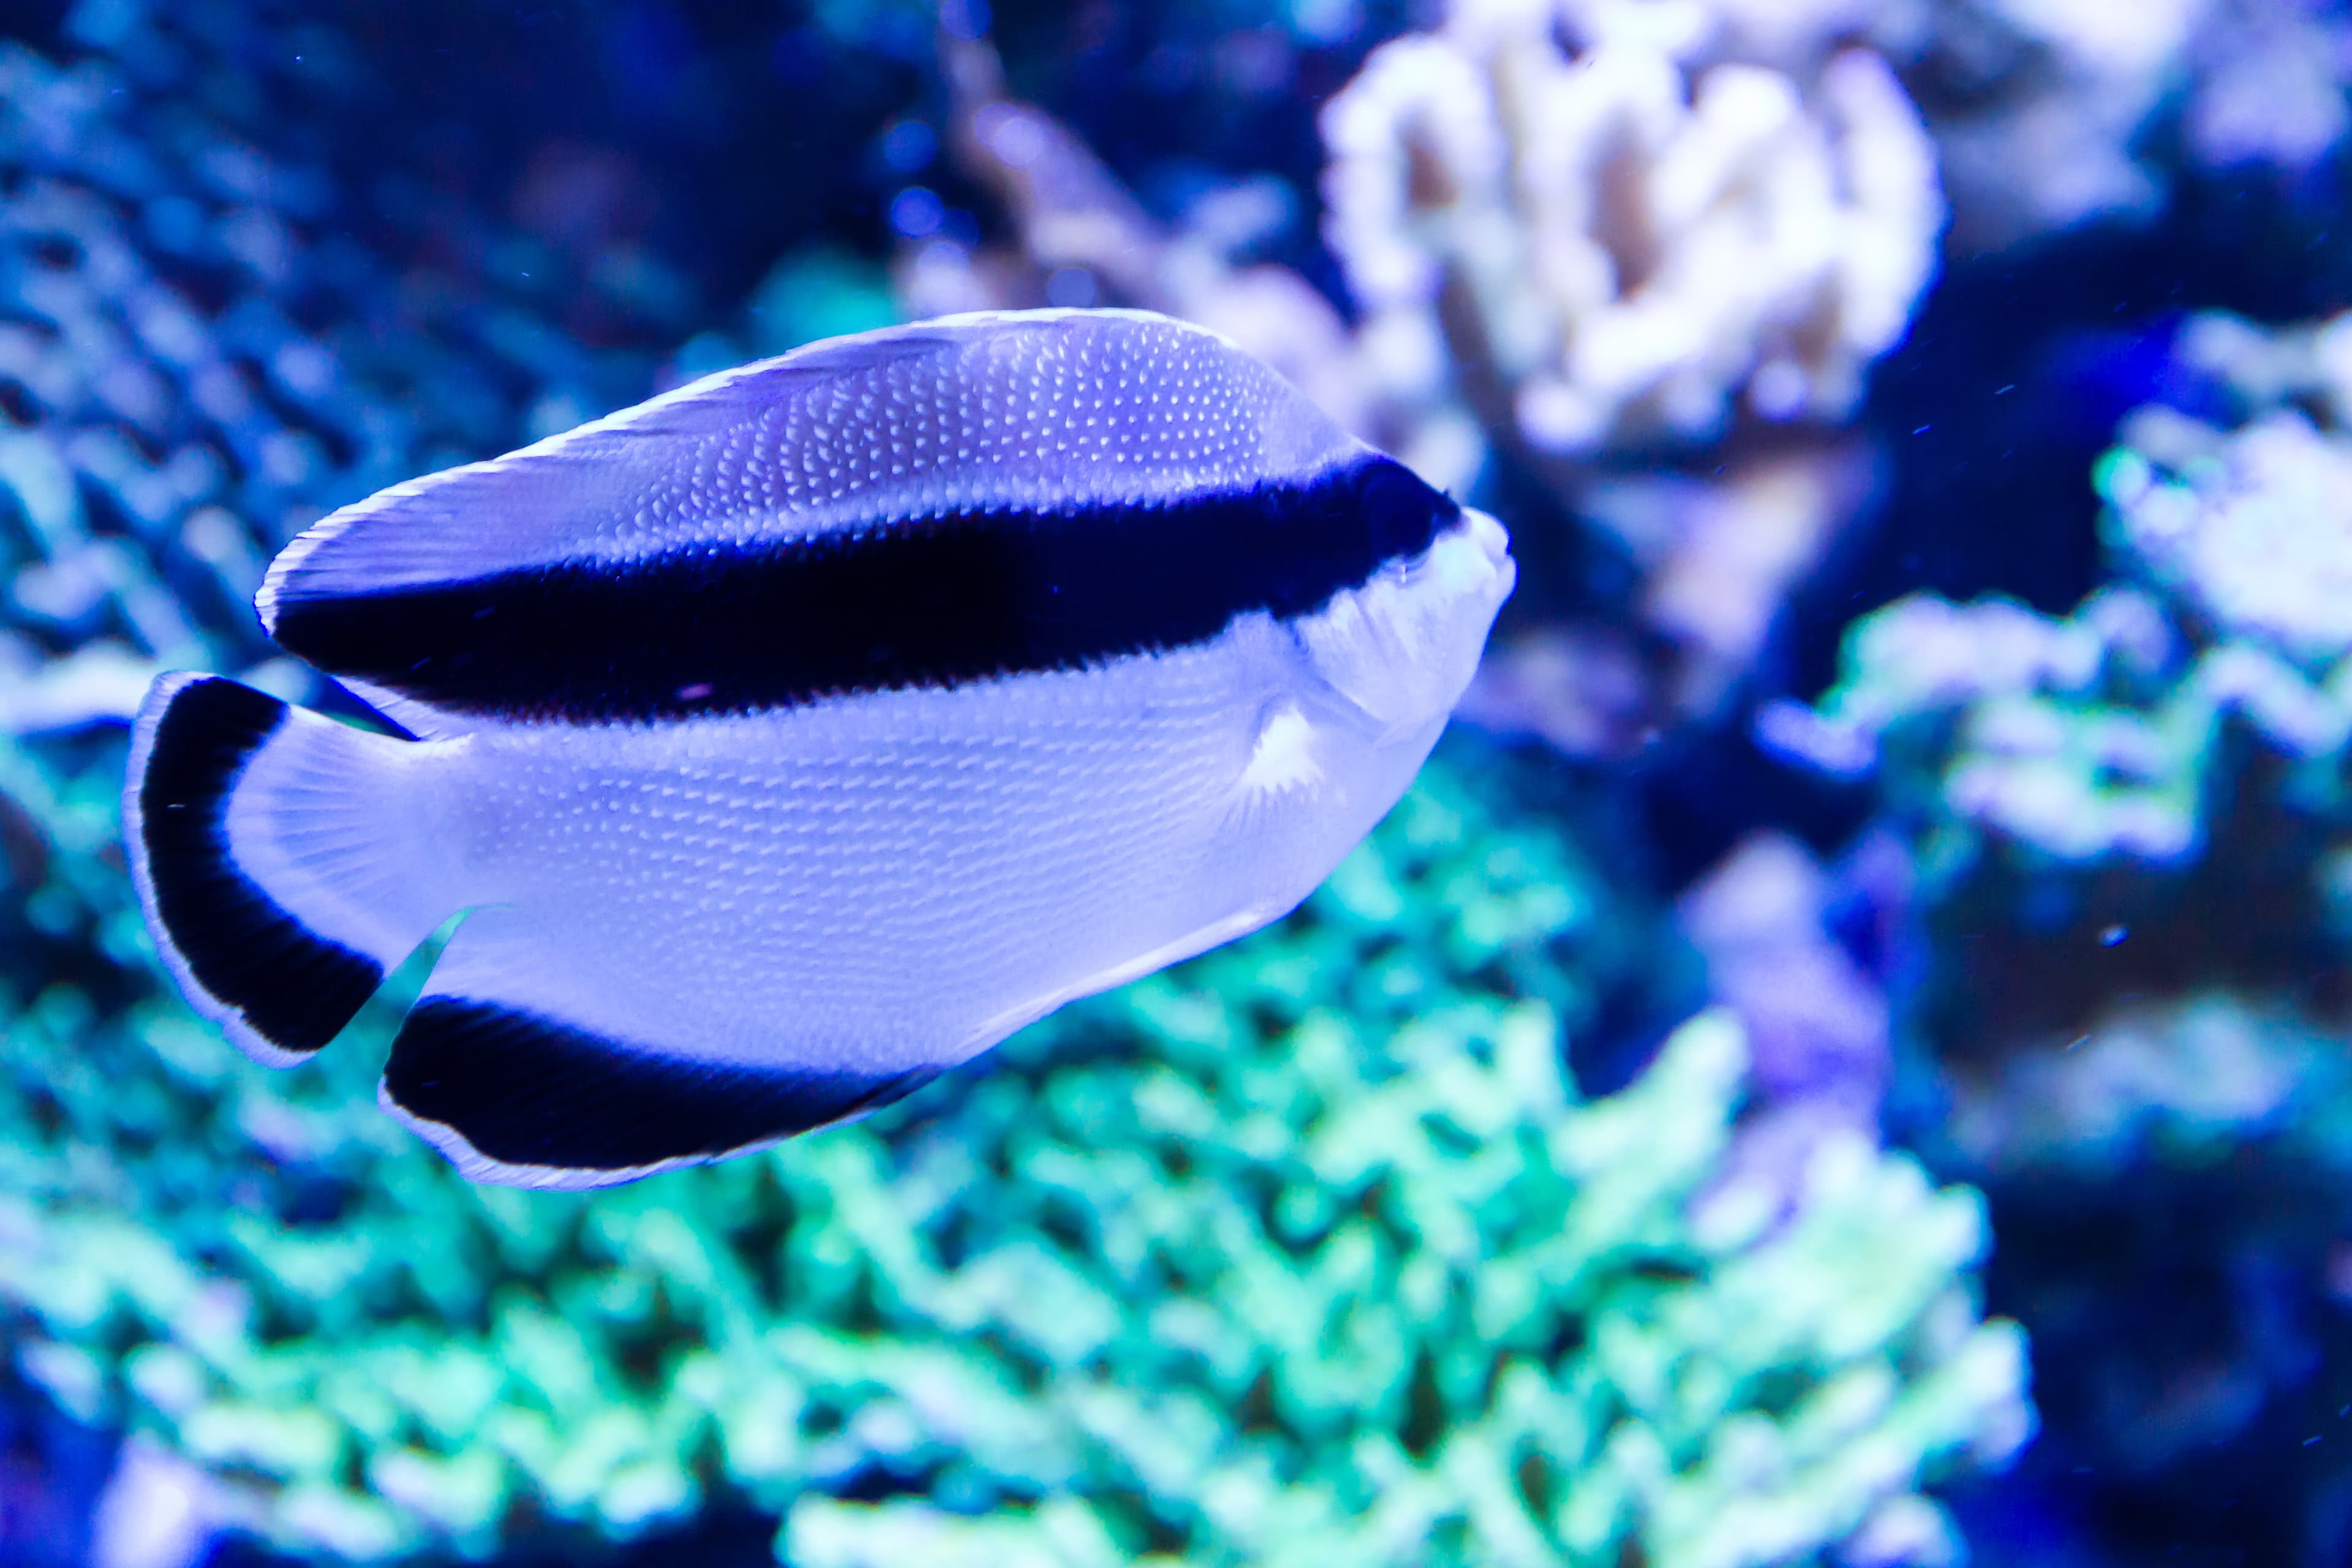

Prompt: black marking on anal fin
xmin=382 ymin=997 xmax=941 ymax=1185
xmin=134 ymin=676 xmax=384 ymax=1057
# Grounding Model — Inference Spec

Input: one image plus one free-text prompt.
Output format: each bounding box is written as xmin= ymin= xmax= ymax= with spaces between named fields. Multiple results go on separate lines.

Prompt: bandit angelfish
xmin=124 ymin=309 xmax=1515 ymax=1189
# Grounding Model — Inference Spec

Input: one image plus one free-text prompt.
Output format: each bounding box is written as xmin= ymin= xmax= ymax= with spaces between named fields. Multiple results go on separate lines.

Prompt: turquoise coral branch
xmin=0 ymin=736 xmax=2028 ymax=1565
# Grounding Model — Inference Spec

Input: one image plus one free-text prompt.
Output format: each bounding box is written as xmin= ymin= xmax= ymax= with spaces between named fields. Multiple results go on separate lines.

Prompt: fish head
xmin=1291 ymin=463 xmax=1515 ymax=749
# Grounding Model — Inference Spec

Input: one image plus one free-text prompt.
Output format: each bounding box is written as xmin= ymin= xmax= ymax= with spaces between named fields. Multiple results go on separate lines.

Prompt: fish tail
xmin=124 ymin=673 xmax=451 ymax=1066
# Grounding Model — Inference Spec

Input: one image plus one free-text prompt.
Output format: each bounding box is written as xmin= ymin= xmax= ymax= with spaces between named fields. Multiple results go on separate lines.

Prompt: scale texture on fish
xmin=121 ymin=308 xmax=1515 ymax=1189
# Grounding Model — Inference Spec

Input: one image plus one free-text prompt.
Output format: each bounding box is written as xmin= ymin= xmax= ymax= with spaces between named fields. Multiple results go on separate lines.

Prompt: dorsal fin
xmin=258 ymin=309 xmax=1359 ymax=630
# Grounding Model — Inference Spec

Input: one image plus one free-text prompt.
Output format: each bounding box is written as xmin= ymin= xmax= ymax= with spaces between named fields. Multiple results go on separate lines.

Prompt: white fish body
xmin=124 ymin=309 xmax=1514 ymax=1188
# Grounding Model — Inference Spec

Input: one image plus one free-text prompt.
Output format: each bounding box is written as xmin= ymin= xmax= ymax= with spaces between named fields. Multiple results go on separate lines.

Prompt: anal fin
xmin=381 ymin=913 xmax=939 ymax=1189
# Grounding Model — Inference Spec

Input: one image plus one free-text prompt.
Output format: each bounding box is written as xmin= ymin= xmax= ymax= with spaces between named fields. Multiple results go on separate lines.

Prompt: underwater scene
xmin=6 ymin=0 xmax=2352 ymax=1563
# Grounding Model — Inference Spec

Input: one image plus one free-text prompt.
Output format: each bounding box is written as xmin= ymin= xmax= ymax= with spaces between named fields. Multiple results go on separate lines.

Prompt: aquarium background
xmin=0 ymin=0 xmax=2346 ymax=1563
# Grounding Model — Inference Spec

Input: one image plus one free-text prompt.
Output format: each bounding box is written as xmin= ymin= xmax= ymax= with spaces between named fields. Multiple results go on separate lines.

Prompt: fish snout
xmin=1464 ymin=505 xmax=1511 ymax=573
xmin=1463 ymin=505 xmax=1515 ymax=602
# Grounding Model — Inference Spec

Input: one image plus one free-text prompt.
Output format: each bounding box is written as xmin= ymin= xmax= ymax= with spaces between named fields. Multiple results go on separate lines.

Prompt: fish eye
xmin=1356 ymin=458 xmax=1444 ymax=563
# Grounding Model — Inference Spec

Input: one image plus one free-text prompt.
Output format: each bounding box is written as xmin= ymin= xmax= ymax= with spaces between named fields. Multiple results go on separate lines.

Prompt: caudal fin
xmin=124 ymin=674 xmax=450 ymax=1066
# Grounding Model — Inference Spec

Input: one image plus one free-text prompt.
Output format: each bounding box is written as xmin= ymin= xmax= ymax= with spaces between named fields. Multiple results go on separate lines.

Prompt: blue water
xmin=7 ymin=2 xmax=2352 ymax=1566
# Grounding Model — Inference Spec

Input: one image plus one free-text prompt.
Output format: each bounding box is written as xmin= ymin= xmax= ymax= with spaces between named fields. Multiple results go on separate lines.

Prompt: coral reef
xmin=1882 ymin=0 xmax=2220 ymax=245
xmin=1770 ymin=307 xmax=2352 ymax=1061
xmin=1323 ymin=0 xmax=1932 ymax=750
xmin=1674 ymin=831 xmax=1893 ymax=1227
xmin=892 ymin=25 xmax=1376 ymax=461
xmin=1770 ymin=308 xmax=2352 ymax=1563
xmin=1318 ymin=1 xmax=1941 ymax=465
xmin=41 ymin=0 xmax=2348 ymax=1561
xmin=890 ymin=2 xmax=1929 ymax=758
xmin=1549 ymin=0 xmax=2352 ymax=251
xmin=0 ymin=2 xmax=690 ymax=742
xmin=0 ymin=725 xmax=2027 ymax=1566
xmin=1882 ymin=0 xmax=2352 ymax=247
xmin=1458 ymin=439 xmax=1887 ymax=751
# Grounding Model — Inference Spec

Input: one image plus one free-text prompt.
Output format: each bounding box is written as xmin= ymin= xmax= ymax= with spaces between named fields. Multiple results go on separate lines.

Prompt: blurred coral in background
xmin=5 ymin=0 xmax=2352 ymax=1563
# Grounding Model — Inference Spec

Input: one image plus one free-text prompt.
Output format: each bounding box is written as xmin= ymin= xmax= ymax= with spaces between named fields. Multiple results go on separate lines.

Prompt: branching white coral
xmin=1321 ymin=0 xmax=1942 ymax=461
xmin=896 ymin=9 xmax=1909 ymax=755
xmin=1553 ymin=0 xmax=1890 ymax=69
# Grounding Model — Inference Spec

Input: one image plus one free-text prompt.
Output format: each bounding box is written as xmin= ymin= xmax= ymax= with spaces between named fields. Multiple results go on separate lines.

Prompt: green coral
xmin=0 ymin=737 xmax=2024 ymax=1564
xmin=1797 ymin=587 xmax=2217 ymax=866
xmin=1773 ymin=316 xmax=2352 ymax=1514
xmin=1798 ymin=312 xmax=2352 ymax=856
xmin=1778 ymin=309 xmax=2352 ymax=1164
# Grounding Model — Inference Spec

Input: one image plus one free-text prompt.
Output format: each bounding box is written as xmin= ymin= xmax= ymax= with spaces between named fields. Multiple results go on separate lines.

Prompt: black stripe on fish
xmin=135 ymin=677 xmax=385 ymax=1055
xmin=268 ymin=454 xmax=1457 ymax=725
xmin=383 ymin=997 xmax=941 ymax=1177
